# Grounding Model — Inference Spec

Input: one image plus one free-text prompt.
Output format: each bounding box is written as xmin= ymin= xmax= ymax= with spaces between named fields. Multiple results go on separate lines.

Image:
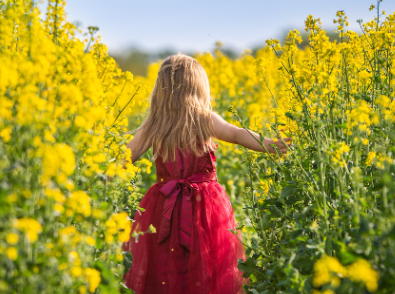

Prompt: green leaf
xmin=335 ymin=123 xmax=348 ymax=129
xmin=338 ymin=250 xmax=358 ymax=265
xmin=285 ymin=112 xmax=294 ymax=120
xmin=387 ymin=224 xmax=395 ymax=240
xmin=122 ymin=251 xmax=133 ymax=274
xmin=237 ymin=257 xmax=265 ymax=279
xmin=268 ymin=206 xmax=283 ymax=218
xmin=281 ymin=184 xmax=302 ymax=198
xmin=250 ymin=289 xmax=268 ymax=294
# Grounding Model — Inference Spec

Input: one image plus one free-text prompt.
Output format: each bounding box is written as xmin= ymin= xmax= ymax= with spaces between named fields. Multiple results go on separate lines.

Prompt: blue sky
xmin=51 ymin=0 xmax=395 ymax=55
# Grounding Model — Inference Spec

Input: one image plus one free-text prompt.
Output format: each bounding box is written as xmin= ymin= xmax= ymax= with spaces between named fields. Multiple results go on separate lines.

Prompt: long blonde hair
xmin=135 ymin=53 xmax=216 ymax=162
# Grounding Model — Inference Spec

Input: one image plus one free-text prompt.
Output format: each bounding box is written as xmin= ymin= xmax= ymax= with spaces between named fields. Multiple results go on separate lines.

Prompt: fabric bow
xmin=157 ymin=171 xmax=217 ymax=251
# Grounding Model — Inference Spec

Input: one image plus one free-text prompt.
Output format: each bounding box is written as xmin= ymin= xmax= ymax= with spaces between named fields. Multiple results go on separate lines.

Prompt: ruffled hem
xmin=122 ymin=181 xmax=249 ymax=294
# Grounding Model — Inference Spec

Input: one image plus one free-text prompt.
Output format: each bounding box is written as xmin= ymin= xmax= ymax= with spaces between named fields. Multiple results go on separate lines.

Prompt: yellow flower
xmin=310 ymin=220 xmax=319 ymax=230
xmin=376 ymin=95 xmax=390 ymax=107
xmin=71 ymin=266 xmax=83 ymax=277
xmin=105 ymin=212 xmax=132 ymax=243
xmin=45 ymin=188 xmax=65 ymax=203
xmin=313 ymin=255 xmax=347 ymax=288
xmin=366 ymin=151 xmax=376 ymax=167
xmin=85 ymin=236 xmax=96 ymax=246
xmin=339 ymin=142 xmax=350 ymax=153
xmin=148 ymin=224 xmax=156 ymax=233
xmin=106 ymin=162 xmax=117 ymax=177
xmin=358 ymin=124 xmax=367 ymax=131
xmin=79 ymin=285 xmax=87 ymax=294
xmin=7 ymin=193 xmax=18 ymax=202
xmin=59 ymin=226 xmax=78 ymax=245
xmin=21 ymin=189 xmax=32 ymax=199
xmin=67 ymin=191 xmax=91 ymax=217
xmin=139 ymin=158 xmax=153 ymax=174
xmin=53 ymin=203 xmax=64 ymax=215
xmin=58 ymin=263 xmax=68 ymax=271
xmin=92 ymin=208 xmax=106 ymax=220
xmin=313 ymin=255 xmax=379 ymax=292
xmin=0 ymin=126 xmax=12 ymax=143
xmin=330 ymin=142 xmax=350 ymax=167
xmin=259 ymin=180 xmax=269 ymax=195
xmin=39 ymin=143 xmax=76 ymax=184
xmin=116 ymin=253 xmax=123 ymax=261
xmin=83 ymin=268 xmax=101 ymax=293
xmin=68 ymin=251 xmax=81 ymax=266
xmin=12 ymin=217 xmax=43 ymax=243
xmin=346 ymin=259 xmax=379 ymax=292
xmin=6 ymin=247 xmax=17 ymax=260
xmin=6 ymin=233 xmax=19 ymax=245
xmin=46 ymin=242 xmax=54 ymax=249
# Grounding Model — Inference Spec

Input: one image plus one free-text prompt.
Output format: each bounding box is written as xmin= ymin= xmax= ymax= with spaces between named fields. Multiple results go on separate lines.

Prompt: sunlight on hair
xmin=136 ymin=53 xmax=216 ymax=162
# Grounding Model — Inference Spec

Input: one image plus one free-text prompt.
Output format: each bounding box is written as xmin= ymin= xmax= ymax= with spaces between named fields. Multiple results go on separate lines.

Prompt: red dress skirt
xmin=122 ymin=145 xmax=248 ymax=294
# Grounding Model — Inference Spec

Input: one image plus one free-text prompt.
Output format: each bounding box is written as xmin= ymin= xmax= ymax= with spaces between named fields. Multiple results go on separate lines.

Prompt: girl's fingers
xmin=274 ymin=137 xmax=293 ymax=154
xmin=281 ymin=137 xmax=292 ymax=148
xmin=277 ymin=137 xmax=292 ymax=144
xmin=277 ymin=139 xmax=292 ymax=147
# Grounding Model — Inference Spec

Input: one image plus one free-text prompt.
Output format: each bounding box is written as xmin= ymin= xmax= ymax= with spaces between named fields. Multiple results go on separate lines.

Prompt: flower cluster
xmin=105 ymin=212 xmax=132 ymax=244
xmin=329 ymin=142 xmax=350 ymax=168
xmin=11 ymin=217 xmax=43 ymax=243
xmin=313 ymin=255 xmax=379 ymax=292
xmin=0 ymin=0 xmax=146 ymax=292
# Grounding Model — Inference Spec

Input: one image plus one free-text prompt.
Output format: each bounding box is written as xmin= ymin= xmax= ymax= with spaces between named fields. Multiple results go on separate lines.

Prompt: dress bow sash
xmin=157 ymin=171 xmax=217 ymax=251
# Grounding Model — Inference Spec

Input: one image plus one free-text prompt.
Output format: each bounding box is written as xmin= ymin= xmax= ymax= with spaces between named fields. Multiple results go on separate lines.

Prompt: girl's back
xmin=155 ymin=143 xmax=217 ymax=180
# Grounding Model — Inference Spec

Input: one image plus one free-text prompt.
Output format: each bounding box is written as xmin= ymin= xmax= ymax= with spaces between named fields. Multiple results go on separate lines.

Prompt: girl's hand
xmin=267 ymin=137 xmax=292 ymax=155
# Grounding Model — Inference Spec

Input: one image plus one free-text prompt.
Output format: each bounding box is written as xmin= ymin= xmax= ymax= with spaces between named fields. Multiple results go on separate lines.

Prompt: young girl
xmin=122 ymin=53 xmax=291 ymax=294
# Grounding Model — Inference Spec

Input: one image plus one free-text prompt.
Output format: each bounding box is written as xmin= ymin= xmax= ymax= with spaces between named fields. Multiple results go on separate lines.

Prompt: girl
xmin=122 ymin=53 xmax=291 ymax=294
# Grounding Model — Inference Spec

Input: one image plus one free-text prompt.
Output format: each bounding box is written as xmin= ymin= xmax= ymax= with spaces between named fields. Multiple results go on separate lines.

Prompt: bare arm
xmin=126 ymin=129 xmax=150 ymax=163
xmin=211 ymin=112 xmax=291 ymax=154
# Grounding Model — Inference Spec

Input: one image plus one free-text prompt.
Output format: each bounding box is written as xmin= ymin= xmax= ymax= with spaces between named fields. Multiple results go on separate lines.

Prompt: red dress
xmin=122 ymin=144 xmax=248 ymax=294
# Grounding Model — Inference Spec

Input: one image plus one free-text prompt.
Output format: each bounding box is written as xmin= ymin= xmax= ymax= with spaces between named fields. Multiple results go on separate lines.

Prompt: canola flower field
xmin=1 ymin=0 xmax=395 ymax=293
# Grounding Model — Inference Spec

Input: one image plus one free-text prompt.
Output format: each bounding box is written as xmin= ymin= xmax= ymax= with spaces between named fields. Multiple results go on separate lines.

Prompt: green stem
xmin=112 ymin=86 xmax=140 ymax=126
xmin=260 ymin=72 xmax=279 ymax=108
xmin=112 ymin=78 xmax=128 ymax=107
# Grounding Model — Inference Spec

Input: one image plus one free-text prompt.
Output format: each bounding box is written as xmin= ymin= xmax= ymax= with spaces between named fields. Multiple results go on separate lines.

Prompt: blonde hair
xmin=135 ymin=53 xmax=216 ymax=162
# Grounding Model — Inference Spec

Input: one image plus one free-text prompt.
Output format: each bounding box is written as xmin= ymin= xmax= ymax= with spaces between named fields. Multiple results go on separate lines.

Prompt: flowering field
xmin=0 ymin=0 xmax=149 ymax=293
xmin=1 ymin=0 xmax=395 ymax=293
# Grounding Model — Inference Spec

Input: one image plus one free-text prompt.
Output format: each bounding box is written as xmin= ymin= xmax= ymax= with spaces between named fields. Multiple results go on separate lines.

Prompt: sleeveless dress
xmin=122 ymin=144 xmax=248 ymax=294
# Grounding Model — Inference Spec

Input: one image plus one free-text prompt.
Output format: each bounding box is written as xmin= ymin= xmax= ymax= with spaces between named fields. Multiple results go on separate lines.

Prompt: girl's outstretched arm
xmin=211 ymin=112 xmax=291 ymax=155
xmin=126 ymin=130 xmax=150 ymax=163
